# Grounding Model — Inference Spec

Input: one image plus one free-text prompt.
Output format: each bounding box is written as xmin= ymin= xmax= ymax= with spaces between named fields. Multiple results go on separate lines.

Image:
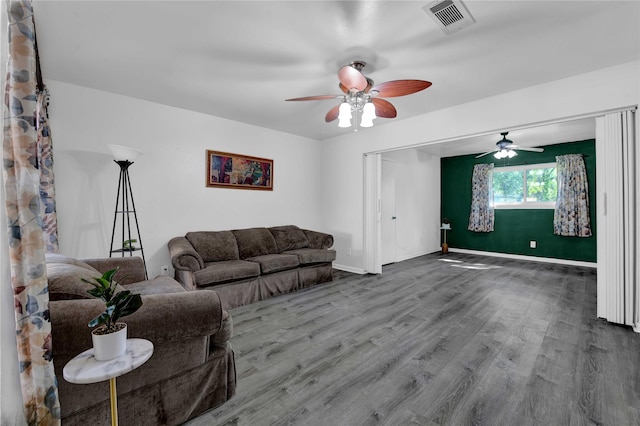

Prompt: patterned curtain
xmin=37 ymin=88 xmax=59 ymax=253
xmin=553 ymin=154 xmax=592 ymax=237
xmin=3 ymin=1 xmax=61 ymax=424
xmin=468 ymin=163 xmax=494 ymax=232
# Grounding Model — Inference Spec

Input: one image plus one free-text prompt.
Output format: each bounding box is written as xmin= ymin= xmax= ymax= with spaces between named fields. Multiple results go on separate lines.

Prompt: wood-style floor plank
xmin=183 ymin=253 xmax=640 ymax=426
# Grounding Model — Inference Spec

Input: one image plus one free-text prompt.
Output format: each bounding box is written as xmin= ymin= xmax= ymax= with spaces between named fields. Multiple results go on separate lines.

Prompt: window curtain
xmin=37 ymin=88 xmax=59 ymax=253
xmin=3 ymin=1 xmax=61 ymax=424
xmin=553 ymin=154 xmax=592 ymax=237
xmin=468 ymin=163 xmax=494 ymax=232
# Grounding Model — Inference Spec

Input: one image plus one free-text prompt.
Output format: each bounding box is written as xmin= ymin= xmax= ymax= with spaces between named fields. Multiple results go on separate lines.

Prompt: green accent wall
xmin=441 ymin=139 xmax=596 ymax=262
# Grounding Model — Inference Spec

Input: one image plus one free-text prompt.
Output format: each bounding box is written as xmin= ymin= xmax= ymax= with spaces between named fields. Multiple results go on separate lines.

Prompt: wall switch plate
xmin=160 ymin=265 xmax=169 ymax=275
xmin=530 ymin=241 xmax=537 ymax=249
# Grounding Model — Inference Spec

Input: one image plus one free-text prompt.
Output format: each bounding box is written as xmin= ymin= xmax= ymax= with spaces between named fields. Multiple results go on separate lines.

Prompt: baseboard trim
xmin=396 ymin=249 xmax=434 ymax=263
xmin=333 ymin=264 xmax=367 ymax=275
xmin=448 ymin=248 xmax=597 ymax=268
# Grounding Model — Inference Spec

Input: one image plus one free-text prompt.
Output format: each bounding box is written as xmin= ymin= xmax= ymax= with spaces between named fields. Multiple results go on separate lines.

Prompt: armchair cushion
xmin=186 ymin=231 xmax=239 ymax=262
xmin=46 ymin=254 xmax=125 ymax=301
xmin=125 ymin=276 xmax=186 ymax=295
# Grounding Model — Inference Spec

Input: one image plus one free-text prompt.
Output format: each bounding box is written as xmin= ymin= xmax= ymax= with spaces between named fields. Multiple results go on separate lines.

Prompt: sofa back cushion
xmin=232 ymin=228 xmax=278 ymax=259
xmin=186 ymin=231 xmax=239 ymax=262
xmin=269 ymin=225 xmax=309 ymax=252
xmin=45 ymin=254 xmax=125 ymax=301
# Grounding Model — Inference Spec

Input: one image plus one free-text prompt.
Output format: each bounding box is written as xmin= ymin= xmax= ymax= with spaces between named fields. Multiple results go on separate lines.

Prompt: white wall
xmin=322 ymin=61 xmax=640 ymax=271
xmin=2 ymin=54 xmax=638 ymax=423
xmin=46 ymin=80 xmax=324 ymax=278
xmin=382 ymin=149 xmax=440 ymax=262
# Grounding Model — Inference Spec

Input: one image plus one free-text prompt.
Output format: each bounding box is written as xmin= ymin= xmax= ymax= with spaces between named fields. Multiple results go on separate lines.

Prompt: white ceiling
xmin=33 ymin=1 xmax=639 ymax=155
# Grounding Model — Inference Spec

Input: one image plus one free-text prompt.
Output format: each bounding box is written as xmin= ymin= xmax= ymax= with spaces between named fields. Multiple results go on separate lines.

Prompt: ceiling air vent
xmin=424 ymin=0 xmax=475 ymax=35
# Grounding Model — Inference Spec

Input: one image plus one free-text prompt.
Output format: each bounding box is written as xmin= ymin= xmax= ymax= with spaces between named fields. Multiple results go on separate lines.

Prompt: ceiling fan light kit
xmin=286 ymin=60 xmax=431 ymax=131
xmin=475 ymin=132 xmax=545 ymax=159
xmin=494 ymin=149 xmax=517 ymax=159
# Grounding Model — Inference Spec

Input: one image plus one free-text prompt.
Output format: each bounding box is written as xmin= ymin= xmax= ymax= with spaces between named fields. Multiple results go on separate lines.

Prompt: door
xmin=381 ymin=160 xmax=397 ymax=265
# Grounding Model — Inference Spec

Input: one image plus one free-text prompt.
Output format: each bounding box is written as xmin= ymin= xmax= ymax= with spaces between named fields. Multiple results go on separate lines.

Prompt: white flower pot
xmin=91 ymin=323 xmax=127 ymax=361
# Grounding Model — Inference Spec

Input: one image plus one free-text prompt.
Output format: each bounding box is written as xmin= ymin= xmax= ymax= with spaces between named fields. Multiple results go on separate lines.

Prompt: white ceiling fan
xmin=476 ymin=132 xmax=544 ymax=159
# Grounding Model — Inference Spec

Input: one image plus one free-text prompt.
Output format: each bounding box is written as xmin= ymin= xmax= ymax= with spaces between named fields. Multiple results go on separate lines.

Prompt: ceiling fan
xmin=285 ymin=61 xmax=432 ymax=128
xmin=476 ymin=132 xmax=544 ymax=159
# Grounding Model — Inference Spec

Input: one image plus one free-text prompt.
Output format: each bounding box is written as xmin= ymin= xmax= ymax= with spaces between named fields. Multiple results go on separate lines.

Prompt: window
xmin=492 ymin=162 xmax=557 ymax=209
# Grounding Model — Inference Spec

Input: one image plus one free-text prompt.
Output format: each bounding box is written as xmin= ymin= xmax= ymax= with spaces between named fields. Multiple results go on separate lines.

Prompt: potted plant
xmin=82 ymin=267 xmax=143 ymax=361
xmin=123 ymin=239 xmax=137 ymax=251
xmin=441 ymin=218 xmax=451 ymax=254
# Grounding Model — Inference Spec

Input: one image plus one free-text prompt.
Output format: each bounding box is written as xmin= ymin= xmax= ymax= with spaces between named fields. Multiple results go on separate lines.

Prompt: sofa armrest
xmin=82 ymin=257 xmax=146 ymax=284
xmin=51 ymin=290 xmax=225 ymax=359
xmin=303 ymin=229 xmax=334 ymax=249
xmin=169 ymin=236 xmax=204 ymax=271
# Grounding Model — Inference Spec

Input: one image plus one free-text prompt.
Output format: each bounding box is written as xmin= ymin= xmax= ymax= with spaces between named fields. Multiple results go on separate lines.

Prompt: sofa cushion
xmin=124 ymin=276 xmax=186 ymax=295
xmin=46 ymin=256 xmax=126 ymax=301
xmin=246 ymin=254 xmax=300 ymax=274
xmin=232 ymin=228 xmax=278 ymax=259
xmin=283 ymin=248 xmax=337 ymax=265
xmin=303 ymin=230 xmax=334 ymax=249
xmin=186 ymin=231 xmax=239 ymax=262
xmin=269 ymin=225 xmax=309 ymax=252
xmin=194 ymin=260 xmax=261 ymax=287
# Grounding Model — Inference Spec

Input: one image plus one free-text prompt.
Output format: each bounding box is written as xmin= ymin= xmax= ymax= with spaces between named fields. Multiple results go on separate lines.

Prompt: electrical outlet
xmin=530 ymin=241 xmax=537 ymax=249
xmin=160 ymin=265 xmax=169 ymax=275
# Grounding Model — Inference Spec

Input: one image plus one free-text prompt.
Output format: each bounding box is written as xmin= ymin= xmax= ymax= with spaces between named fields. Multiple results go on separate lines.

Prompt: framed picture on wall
xmin=206 ymin=150 xmax=273 ymax=190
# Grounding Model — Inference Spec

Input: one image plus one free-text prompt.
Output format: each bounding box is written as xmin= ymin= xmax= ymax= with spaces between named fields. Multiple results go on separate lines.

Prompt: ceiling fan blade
xmin=325 ymin=104 xmax=340 ymax=122
xmin=338 ymin=65 xmax=368 ymax=91
xmin=370 ymin=80 xmax=432 ymax=97
xmin=285 ymin=95 xmax=340 ymax=101
xmin=512 ymin=145 xmax=544 ymax=153
xmin=371 ymin=98 xmax=397 ymax=118
xmin=475 ymin=150 xmax=496 ymax=158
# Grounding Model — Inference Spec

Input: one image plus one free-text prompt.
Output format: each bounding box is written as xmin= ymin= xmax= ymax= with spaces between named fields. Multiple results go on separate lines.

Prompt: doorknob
xmin=392 ymin=216 xmax=397 ymax=220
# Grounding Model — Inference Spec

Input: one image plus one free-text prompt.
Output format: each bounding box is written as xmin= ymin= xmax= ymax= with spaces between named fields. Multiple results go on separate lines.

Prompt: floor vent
xmin=424 ymin=0 xmax=475 ymax=34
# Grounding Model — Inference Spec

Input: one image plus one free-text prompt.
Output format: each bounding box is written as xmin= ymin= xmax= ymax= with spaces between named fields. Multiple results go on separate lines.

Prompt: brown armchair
xmin=46 ymin=254 xmax=235 ymax=425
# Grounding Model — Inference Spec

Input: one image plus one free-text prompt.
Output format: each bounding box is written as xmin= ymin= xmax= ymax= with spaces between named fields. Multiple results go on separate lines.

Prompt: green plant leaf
xmin=82 ymin=267 xmax=142 ymax=328
xmin=109 ymin=291 xmax=142 ymax=323
xmin=88 ymin=305 xmax=115 ymax=328
xmin=87 ymin=287 xmax=103 ymax=298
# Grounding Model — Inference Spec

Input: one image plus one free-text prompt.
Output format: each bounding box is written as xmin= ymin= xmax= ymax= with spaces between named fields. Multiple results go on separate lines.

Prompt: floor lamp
xmin=107 ymin=144 xmax=147 ymax=279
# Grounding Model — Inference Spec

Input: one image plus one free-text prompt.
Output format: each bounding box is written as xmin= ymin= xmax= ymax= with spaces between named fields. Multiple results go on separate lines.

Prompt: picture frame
xmin=206 ymin=150 xmax=273 ymax=190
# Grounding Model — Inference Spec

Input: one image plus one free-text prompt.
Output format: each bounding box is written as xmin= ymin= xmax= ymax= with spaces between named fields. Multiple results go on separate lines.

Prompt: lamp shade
xmin=108 ymin=144 xmax=143 ymax=162
xmin=338 ymin=102 xmax=352 ymax=120
xmin=360 ymin=102 xmax=376 ymax=127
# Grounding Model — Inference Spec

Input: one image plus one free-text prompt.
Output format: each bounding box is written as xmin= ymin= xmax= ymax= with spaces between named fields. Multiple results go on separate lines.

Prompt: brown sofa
xmin=46 ymin=253 xmax=235 ymax=425
xmin=168 ymin=225 xmax=336 ymax=309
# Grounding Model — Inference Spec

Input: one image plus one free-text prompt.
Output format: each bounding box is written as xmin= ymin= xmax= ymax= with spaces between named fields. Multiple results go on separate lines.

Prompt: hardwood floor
xmin=184 ymin=253 xmax=640 ymax=426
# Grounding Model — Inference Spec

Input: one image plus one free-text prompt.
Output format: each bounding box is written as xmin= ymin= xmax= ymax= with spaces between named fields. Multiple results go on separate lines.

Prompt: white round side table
xmin=63 ymin=338 xmax=153 ymax=426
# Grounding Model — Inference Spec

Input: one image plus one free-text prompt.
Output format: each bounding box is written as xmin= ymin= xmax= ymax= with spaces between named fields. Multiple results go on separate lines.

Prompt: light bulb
xmin=362 ymin=101 xmax=376 ymax=120
xmin=338 ymin=102 xmax=352 ymax=120
xmin=507 ymin=150 xmax=517 ymax=158
xmin=338 ymin=117 xmax=352 ymax=128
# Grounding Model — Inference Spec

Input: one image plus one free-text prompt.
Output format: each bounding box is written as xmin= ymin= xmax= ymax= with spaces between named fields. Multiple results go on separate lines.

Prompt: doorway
xmin=381 ymin=159 xmax=397 ymax=265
